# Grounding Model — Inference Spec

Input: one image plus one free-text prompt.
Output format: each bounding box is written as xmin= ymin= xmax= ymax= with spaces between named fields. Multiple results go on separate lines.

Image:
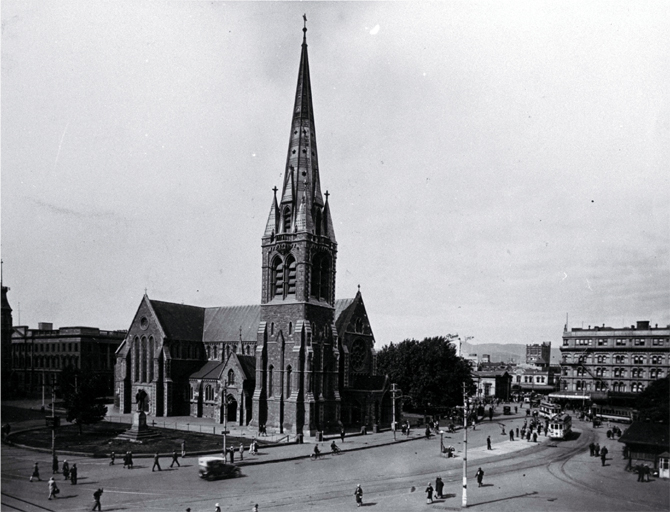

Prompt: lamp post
xmin=222 ymin=380 xmax=229 ymax=457
xmin=462 ymin=382 xmax=469 ymax=508
xmin=51 ymin=375 xmax=56 ymax=460
xmin=391 ymin=383 xmax=398 ymax=441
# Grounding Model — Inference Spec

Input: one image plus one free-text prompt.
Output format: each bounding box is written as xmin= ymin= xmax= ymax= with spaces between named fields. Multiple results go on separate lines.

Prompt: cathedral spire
xmin=266 ymin=19 xmax=329 ymax=238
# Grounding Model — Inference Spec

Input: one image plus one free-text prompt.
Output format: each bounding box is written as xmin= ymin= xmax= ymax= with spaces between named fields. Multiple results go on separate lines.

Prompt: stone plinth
xmin=116 ymin=411 xmax=160 ymax=443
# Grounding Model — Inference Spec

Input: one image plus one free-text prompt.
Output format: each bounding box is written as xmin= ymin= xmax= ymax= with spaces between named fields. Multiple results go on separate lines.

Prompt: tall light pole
xmin=51 ymin=375 xmax=56 ymax=460
xmin=222 ymin=380 xmax=228 ymax=457
xmin=462 ymin=382 xmax=469 ymax=508
xmin=391 ymin=383 xmax=398 ymax=441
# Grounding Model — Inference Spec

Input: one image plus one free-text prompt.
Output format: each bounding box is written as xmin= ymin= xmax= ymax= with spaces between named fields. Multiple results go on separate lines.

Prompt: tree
xmin=61 ymin=367 xmax=108 ymax=434
xmin=636 ymin=376 xmax=669 ymax=423
xmin=377 ymin=336 xmax=474 ymax=413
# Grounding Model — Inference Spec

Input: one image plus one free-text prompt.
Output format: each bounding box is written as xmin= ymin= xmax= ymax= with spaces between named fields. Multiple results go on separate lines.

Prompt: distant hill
xmin=461 ymin=341 xmax=561 ymax=365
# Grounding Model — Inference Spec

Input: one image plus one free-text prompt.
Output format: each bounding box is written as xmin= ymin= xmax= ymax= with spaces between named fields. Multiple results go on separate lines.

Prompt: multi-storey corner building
xmin=559 ymin=320 xmax=669 ymax=395
xmin=10 ymin=323 xmax=126 ymax=395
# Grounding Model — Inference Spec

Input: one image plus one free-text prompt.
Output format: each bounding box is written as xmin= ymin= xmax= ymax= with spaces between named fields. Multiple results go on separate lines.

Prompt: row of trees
xmin=377 ymin=336 xmax=474 ymax=413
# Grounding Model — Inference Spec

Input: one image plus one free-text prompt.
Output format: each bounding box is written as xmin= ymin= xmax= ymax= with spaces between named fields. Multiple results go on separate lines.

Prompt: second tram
xmin=548 ymin=414 xmax=572 ymax=440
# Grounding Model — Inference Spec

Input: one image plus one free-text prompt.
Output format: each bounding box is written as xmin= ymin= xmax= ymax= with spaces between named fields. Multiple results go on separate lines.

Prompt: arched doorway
xmin=226 ymin=395 xmax=238 ymax=423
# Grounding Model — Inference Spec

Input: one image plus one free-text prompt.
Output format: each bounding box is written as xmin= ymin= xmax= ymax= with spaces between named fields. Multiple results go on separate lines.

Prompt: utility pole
xmin=462 ymin=381 xmax=469 ymax=508
xmin=222 ymin=380 xmax=228 ymax=458
xmin=391 ymin=383 xmax=398 ymax=441
xmin=51 ymin=374 xmax=56 ymax=460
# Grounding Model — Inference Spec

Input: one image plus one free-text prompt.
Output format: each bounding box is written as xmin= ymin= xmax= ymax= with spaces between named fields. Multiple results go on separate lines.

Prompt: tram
xmin=548 ymin=414 xmax=572 ymax=440
xmin=539 ymin=400 xmax=562 ymax=419
xmin=591 ymin=405 xmax=636 ymax=424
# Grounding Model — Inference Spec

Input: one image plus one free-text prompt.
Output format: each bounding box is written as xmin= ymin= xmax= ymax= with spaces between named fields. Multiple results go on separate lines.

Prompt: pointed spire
xmin=264 ymin=18 xmax=335 ymax=242
xmin=264 ymin=186 xmax=280 ymax=237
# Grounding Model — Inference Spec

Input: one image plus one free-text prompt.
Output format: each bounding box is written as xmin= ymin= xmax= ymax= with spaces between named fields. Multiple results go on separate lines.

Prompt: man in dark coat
xmin=435 ymin=476 xmax=444 ymax=499
xmin=70 ymin=463 xmax=78 ymax=485
xmin=152 ymin=452 xmax=162 ymax=472
xmin=92 ymin=488 xmax=103 ymax=511
xmin=52 ymin=454 xmax=59 ymax=474
xmin=486 ymin=436 xmax=492 ymax=450
xmin=476 ymin=467 xmax=484 ymax=487
xmin=510 ymin=430 xmax=514 ymax=442
xmin=171 ymin=450 xmax=181 ymax=468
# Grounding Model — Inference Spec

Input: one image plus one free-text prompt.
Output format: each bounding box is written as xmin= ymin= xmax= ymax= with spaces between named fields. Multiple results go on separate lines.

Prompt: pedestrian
xmin=123 ymin=451 xmax=128 ymax=468
xmin=152 ymin=452 xmax=162 ymax=472
xmin=215 ymin=503 xmax=221 ymax=512
xmin=516 ymin=427 xmax=520 ymax=439
xmin=252 ymin=505 xmax=259 ymax=512
xmin=533 ymin=432 xmax=537 ymax=443
xmin=70 ymin=463 xmax=78 ymax=484
xmin=109 ymin=452 xmax=115 ymax=465
xmin=406 ymin=421 xmax=411 ymax=436
xmin=30 ymin=462 xmax=41 ymax=482
xmin=601 ymin=451 xmax=607 ymax=466
xmin=239 ymin=442 xmax=244 ymax=461
xmin=171 ymin=450 xmax=181 ymax=468
xmin=514 ymin=406 xmax=518 ymax=414
xmin=425 ymin=482 xmax=434 ymax=504
xmin=489 ymin=408 xmax=493 ymax=421
xmin=128 ymin=451 xmax=134 ymax=469
xmin=354 ymin=484 xmax=363 ymax=507
xmin=510 ymin=430 xmax=514 ymax=442
xmin=475 ymin=467 xmax=484 ymax=487
xmin=595 ymin=443 xmax=600 ymax=457
xmin=501 ymin=425 xmax=506 ymax=435
xmin=229 ymin=445 xmax=235 ymax=463
xmin=312 ymin=444 xmax=320 ymax=459
xmin=181 ymin=441 xmax=186 ymax=458
xmin=637 ymin=464 xmax=644 ymax=482
xmin=250 ymin=439 xmax=258 ymax=455
xmin=435 ymin=476 xmax=444 ymax=499
xmin=538 ymin=425 xmax=542 ymax=436
xmin=62 ymin=459 xmax=70 ymax=480
xmin=340 ymin=427 xmax=346 ymax=443
xmin=606 ymin=429 xmax=612 ymax=439
xmin=486 ymin=436 xmax=492 ymax=450
xmin=92 ymin=488 xmax=103 ymax=511
xmin=48 ymin=476 xmax=59 ymax=500
xmin=52 ymin=454 xmax=59 ymax=474
xmin=425 ymin=426 xmax=431 ymax=439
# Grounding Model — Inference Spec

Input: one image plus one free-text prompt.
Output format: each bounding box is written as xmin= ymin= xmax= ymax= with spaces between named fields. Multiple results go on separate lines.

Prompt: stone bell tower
xmin=252 ymin=21 xmax=340 ymax=436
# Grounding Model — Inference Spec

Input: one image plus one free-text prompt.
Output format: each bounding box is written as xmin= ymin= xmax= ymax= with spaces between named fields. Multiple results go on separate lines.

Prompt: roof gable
xmin=189 ymin=360 xmax=225 ymax=380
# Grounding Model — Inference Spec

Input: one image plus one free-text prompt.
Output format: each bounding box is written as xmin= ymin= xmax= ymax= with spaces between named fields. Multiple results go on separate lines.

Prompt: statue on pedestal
xmin=135 ymin=389 xmax=147 ymax=412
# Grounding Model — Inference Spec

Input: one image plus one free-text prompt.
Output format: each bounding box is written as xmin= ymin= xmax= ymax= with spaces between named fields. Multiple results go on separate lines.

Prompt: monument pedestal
xmin=116 ymin=411 xmax=160 ymax=443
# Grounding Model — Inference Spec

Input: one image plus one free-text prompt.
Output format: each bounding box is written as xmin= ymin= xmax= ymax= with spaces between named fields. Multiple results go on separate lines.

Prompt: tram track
xmin=1 ymin=491 xmax=56 ymax=512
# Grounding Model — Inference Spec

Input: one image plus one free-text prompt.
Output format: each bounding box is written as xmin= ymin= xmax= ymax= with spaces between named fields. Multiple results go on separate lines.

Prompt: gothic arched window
xmin=228 ymin=369 xmax=235 ymax=386
xmin=148 ymin=337 xmax=154 ymax=382
xmin=286 ymin=366 xmax=292 ymax=398
xmin=286 ymin=256 xmax=297 ymax=296
xmin=273 ymin=257 xmax=284 ymax=298
xmin=134 ymin=337 xmax=140 ymax=382
xmin=268 ymin=365 xmax=274 ymax=397
xmin=310 ymin=253 xmax=331 ymax=301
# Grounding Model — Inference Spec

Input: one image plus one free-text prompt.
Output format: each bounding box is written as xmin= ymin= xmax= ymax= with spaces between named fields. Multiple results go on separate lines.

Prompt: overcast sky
xmin=2 ymin=1 xmax=669 ymax=348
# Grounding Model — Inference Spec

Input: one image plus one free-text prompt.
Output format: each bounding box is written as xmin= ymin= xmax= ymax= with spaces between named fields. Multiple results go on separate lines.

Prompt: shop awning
xmin=548 ymin=392 xmax=590 ymax=400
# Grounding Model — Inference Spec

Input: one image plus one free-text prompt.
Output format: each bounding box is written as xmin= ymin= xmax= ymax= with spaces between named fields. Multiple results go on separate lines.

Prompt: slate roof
xmin=473 ymin=370 xmax=510 ymax=378
xmin=236 ymin=355 xmax=256 ymax=380
xmin=334 ymin=297 xmax=356 ymax=333
xmin=150 ymin=300 xmax=205 ymax=341
xmin=203 ymin=305 xmax=260 ymax=342
xmin=618 ymin=422 xmax=670 ymax=449
xmin=190 ymin=360 xmax=225 ymax=380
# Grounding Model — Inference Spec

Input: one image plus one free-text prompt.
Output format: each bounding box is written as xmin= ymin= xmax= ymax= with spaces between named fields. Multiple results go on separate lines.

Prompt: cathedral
xmin=115 ymin=24 xmax=391 ymax=436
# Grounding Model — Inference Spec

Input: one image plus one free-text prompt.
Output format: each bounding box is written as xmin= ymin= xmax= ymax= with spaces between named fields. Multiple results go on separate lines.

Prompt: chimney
xmin=38 ymin=322 xmax=53 ymax=331
xmin=637 ymin=321 xmax=650 ymax=330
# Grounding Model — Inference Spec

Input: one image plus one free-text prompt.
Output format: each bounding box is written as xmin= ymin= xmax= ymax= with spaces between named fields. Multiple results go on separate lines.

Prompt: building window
xmin=205 ymin=385 xmax=214 ymax=401
xmin=190 ymin=385 xmax=194 ymax=400
xmin=598 ymin=339 xmax=608 ymax=346
xmin=356 ymin=318 xmax=364 ymax=333
xmin=134 ymin=337 xmax=140 ymax=382
xmin=286 ymin=256 xmax=297 ymax=296
xmin=563 ymin=339 xmax=569 ymax=346
xmin=634 ymin=338 xmax=645 ymax=346
xmin=286 ymin=366 xmax=292 ymax=398
xmin=228 ymin=369 xmax=235 ymax=386
xmin=273 ymin=257 xmax=284 ymax=297
xmin=141 ymin=337 xmax=147 ymax=382
xmin=268 ymin=365 xmax=274 ymax=397
xmin=207 ymin=346 xmax=211 ymax=359
xmin=633 ymin=355 xmax=644 ymax=364
xmin=288 ymin=322 xmax=293 ymax=335
xmin=616 ymin=338 xmax=627 ymax=346
xmin=310 ymin=253 xmax=331 ymax=301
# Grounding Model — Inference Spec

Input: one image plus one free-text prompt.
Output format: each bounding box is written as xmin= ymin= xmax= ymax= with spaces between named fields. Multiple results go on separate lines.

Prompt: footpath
xmin=3 ymin=399 xmax=548 ymax=468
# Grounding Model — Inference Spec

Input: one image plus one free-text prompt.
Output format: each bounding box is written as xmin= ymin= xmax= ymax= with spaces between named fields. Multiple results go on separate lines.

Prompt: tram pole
xmin=462 ymin=381 xmax=468 ymax=508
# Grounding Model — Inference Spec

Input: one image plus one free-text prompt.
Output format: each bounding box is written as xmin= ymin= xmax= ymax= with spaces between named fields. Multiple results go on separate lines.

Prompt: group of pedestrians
xmin=588 ymin=442 xmax=608 ymax=465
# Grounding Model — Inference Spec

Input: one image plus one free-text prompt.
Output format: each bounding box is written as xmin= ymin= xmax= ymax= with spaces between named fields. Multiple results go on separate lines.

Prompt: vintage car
xmin=503 ymin=406 xmax=512 ymax=415
xmin=198 ymin=456 xmax=241 ymax=480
